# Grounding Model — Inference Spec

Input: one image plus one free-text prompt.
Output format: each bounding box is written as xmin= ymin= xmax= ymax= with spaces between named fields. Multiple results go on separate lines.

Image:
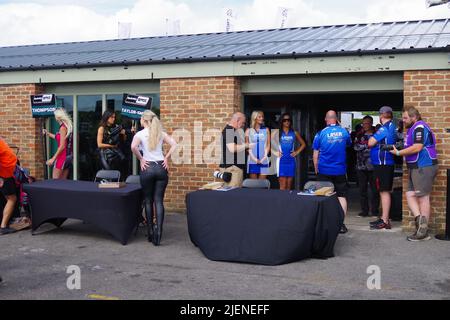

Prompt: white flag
xmin=118 ymin=22 xmax=132 ymax=39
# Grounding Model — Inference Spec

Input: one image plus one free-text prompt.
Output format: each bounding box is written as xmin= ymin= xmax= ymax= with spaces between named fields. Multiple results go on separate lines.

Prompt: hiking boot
xmin=407 ymin=216 xmax=431 ymax=241
xmin=370 ymin=219 xmax=391 ymax=230
xmin=0 ymin=227 xmax=17 ymax=235
xmin=406 ymin=232 xmax=431 ymax=241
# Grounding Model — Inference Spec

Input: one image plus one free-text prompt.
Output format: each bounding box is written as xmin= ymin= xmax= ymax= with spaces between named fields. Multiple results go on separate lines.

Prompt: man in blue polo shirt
xmin=313 ymin=110 xmax=352 ymax=234
xmin=368 ymin=106 xmax=397 ymax=230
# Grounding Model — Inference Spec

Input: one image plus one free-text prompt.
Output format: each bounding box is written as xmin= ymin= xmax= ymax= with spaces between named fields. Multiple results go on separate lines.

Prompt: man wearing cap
xmin=368 ymin=106 xmax=397 ymax=230
xmin=389 ymin=106 xmax=438 ymax=241
xmin=313 ymin=110 xmax=352 ymax=234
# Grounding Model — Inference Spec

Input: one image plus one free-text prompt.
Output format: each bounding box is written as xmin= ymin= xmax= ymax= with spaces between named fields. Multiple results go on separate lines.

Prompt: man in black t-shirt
xmin=219 ymin=112 xmax=250 ymax=187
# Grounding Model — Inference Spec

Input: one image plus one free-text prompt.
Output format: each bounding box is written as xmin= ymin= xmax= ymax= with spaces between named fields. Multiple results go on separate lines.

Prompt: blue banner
xmin=121 ymin=94 xmax=152 ymax=120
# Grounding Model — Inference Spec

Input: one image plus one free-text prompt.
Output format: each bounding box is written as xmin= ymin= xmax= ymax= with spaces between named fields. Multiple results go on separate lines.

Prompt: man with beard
xmin=390 ymin=106 xmax=438 ymax=241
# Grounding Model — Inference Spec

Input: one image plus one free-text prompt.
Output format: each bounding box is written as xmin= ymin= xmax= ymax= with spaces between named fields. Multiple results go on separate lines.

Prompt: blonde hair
xmin=250 ymin=110 xmax=264 ymax=129
xmin=141 ymin=110 xmax=162 ymax=151
xmin=54 ymin=108 xmax=73 ymax=138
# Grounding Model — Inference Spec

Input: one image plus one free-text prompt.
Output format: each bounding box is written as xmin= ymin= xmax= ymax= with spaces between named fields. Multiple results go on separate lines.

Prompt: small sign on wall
xmin=30 ymin=94 xmax=57 ymax=118
xmin=121 ymin=93 xmax=152 ymax=120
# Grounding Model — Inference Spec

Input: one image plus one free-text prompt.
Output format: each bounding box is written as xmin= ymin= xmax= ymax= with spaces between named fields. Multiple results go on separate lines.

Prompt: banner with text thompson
xmin=30 ymin=94 xmax=57 ymax=118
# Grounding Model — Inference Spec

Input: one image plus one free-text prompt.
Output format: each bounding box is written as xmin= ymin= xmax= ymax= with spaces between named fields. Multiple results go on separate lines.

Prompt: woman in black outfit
xmin=97 ymin=110 xmax=126 ymax=172
xmin=131 ymin=110 xmax=177 ymax=245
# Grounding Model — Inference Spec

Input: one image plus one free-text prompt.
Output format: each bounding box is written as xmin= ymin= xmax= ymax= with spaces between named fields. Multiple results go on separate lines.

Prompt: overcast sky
xmin=0 ymin=0 xmax=449 ymax=47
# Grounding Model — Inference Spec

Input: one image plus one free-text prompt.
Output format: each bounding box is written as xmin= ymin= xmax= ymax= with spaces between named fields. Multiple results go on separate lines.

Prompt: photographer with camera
xmin=389 ymin=106 xmax=438 ymax=241
xmin=219 ymin=112 xmax=252 ymax=187
xmin=368 ymin=106 xmax=397 ymax=230
xmin=97 ymin=110 xmax=127 ymax=172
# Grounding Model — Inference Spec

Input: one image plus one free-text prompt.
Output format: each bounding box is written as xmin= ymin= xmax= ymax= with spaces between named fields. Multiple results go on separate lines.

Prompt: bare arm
xmin=271 ymin=130 xmax=281 ymax=157
xmin=246 ymin=129 xmax=258 ymax=163
xmin=313 ymin=150 xmax=319 ymax=175
xmin=390 ymin=143 xmax=423 ymax=157
xmin=97 ymin=127 xmax=116 ymax=149
xmin=261 ymin=129 xmax=271 ymax=162
xmin=292 ymin=131 xmax=306 ymax=157
xmin=43 ymin=129 xmax=56 ymax=140
xmin=368 ymin=136 xmax=378 ymax=148
xmin=131 ymin=134 xmax=149 ymax=171
xmin=163 ymin=132 xmax=178 ymax=169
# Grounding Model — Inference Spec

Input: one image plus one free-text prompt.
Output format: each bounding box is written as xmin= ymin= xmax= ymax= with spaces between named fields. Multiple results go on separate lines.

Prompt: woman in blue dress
xmin=245 ymin=111 xmax=271 ymax=179
xmin=274 ymin=113 xmax=306 ymax=190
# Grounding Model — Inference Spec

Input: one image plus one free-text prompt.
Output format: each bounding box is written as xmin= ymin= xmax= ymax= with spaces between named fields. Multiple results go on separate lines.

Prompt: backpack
xmin=13 ymin=164 xmax=31 ymax=185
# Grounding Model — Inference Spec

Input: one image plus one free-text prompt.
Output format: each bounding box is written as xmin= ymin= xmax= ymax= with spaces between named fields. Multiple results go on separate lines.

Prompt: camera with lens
xmin=380 ymin=141 xmax=403 ymax=151
xmin=380 ymin=144 xmax=394 ymax=151
xmin=213 ymin=170 xmax=232 ymax=183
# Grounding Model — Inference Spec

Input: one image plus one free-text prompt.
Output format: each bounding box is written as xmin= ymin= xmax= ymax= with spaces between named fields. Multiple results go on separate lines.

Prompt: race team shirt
xmin=313 ymin=124 xmax=351 ymax=176
xmin=370 ymin=121 xmax=396 ymax=166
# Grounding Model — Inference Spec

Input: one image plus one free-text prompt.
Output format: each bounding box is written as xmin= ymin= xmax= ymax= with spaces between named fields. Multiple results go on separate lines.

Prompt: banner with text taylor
xmin=121 ymin=94 xmax=152 ymax=120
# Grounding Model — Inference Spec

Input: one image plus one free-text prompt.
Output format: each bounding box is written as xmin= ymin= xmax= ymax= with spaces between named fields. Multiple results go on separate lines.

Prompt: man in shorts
xmin=368 ymin=106 xmax=397 ymax=230
xmin=313 ymin=110 xmax=352 ymax=233
xmin=0 ymin=137 xmax=18 ymax=235
xmin=390 ymin=106 xmax=438 ymax=241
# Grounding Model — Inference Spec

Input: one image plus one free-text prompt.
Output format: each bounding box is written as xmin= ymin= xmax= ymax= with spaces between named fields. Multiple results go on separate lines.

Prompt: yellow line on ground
xmin=87 ymin=294 xmax=120 ymax=300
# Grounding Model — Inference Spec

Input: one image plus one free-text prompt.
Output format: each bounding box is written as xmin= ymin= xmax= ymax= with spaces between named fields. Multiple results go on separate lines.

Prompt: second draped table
xmin=186 ymin=188 xmax=344 ymax=265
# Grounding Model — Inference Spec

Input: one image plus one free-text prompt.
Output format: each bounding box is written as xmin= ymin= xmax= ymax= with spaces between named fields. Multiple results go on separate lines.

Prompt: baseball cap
xmin=379 ymin=106 xmax=393 ymax=114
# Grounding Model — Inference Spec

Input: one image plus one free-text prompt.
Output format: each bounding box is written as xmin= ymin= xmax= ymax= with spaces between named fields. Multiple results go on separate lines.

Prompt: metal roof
xmin=1 ymin=19 xmax=450 ymax=71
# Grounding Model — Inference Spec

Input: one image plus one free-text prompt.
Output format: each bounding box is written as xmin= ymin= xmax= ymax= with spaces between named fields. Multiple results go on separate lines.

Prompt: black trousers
xmin=140 ymin=162 xmax=169 ymax=240
xmin=356 ymin=169 xmax=380 ymax=215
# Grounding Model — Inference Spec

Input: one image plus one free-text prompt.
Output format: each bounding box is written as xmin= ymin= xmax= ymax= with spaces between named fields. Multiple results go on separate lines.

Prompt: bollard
xmin=436 ymin=169 xmax=450 ymax=241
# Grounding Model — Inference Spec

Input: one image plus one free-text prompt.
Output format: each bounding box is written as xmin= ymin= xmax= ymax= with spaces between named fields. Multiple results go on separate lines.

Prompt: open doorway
xmin=244 ymin=91 xmax=404 ymax=220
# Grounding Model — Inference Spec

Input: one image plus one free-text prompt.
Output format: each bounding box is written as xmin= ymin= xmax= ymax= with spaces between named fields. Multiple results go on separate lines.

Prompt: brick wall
xmin=403 ymin=70 xmax=450 ymax=234
xmin=160 ymin=77 xmax=241 ymax=212
xmin=0 ymin=84 xmax=45 ymax=179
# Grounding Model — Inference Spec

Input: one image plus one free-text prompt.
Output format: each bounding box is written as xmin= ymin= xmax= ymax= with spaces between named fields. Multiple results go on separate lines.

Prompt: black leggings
xmin=140 ymin=161 xmax=169 ymax=244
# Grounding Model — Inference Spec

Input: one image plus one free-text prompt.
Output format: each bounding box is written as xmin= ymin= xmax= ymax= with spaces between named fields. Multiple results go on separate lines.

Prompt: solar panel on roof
xmin=0 ymin=19 xmax=449 ymax=70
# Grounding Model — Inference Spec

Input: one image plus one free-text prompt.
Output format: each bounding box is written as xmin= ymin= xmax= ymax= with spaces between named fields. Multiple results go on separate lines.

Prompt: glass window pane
xmin=106 ymin=94 xmax=135 ymax=178
xmin=77 ymin=95 xmax=102 ymax=181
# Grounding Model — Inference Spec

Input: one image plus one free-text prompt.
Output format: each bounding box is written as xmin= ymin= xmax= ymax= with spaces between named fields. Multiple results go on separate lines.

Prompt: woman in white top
xmin=131 ymin=110 xmax=177 ymax=246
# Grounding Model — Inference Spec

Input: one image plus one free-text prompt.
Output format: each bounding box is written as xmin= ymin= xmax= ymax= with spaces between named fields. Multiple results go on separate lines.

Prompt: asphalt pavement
xmin=1 ymin=208 xmax=449 ymax=300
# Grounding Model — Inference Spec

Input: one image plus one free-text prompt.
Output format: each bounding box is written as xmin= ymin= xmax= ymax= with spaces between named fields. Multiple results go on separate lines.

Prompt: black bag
xmin=99 ymin=148 xmax=126 ymax=170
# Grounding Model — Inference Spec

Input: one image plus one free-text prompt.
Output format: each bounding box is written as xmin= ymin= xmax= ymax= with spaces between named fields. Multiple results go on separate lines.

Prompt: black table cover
xmin=186 ymin=189 xmax=344 ymax=265
xmin=24 ymin=180 xmax=142 ymax=245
